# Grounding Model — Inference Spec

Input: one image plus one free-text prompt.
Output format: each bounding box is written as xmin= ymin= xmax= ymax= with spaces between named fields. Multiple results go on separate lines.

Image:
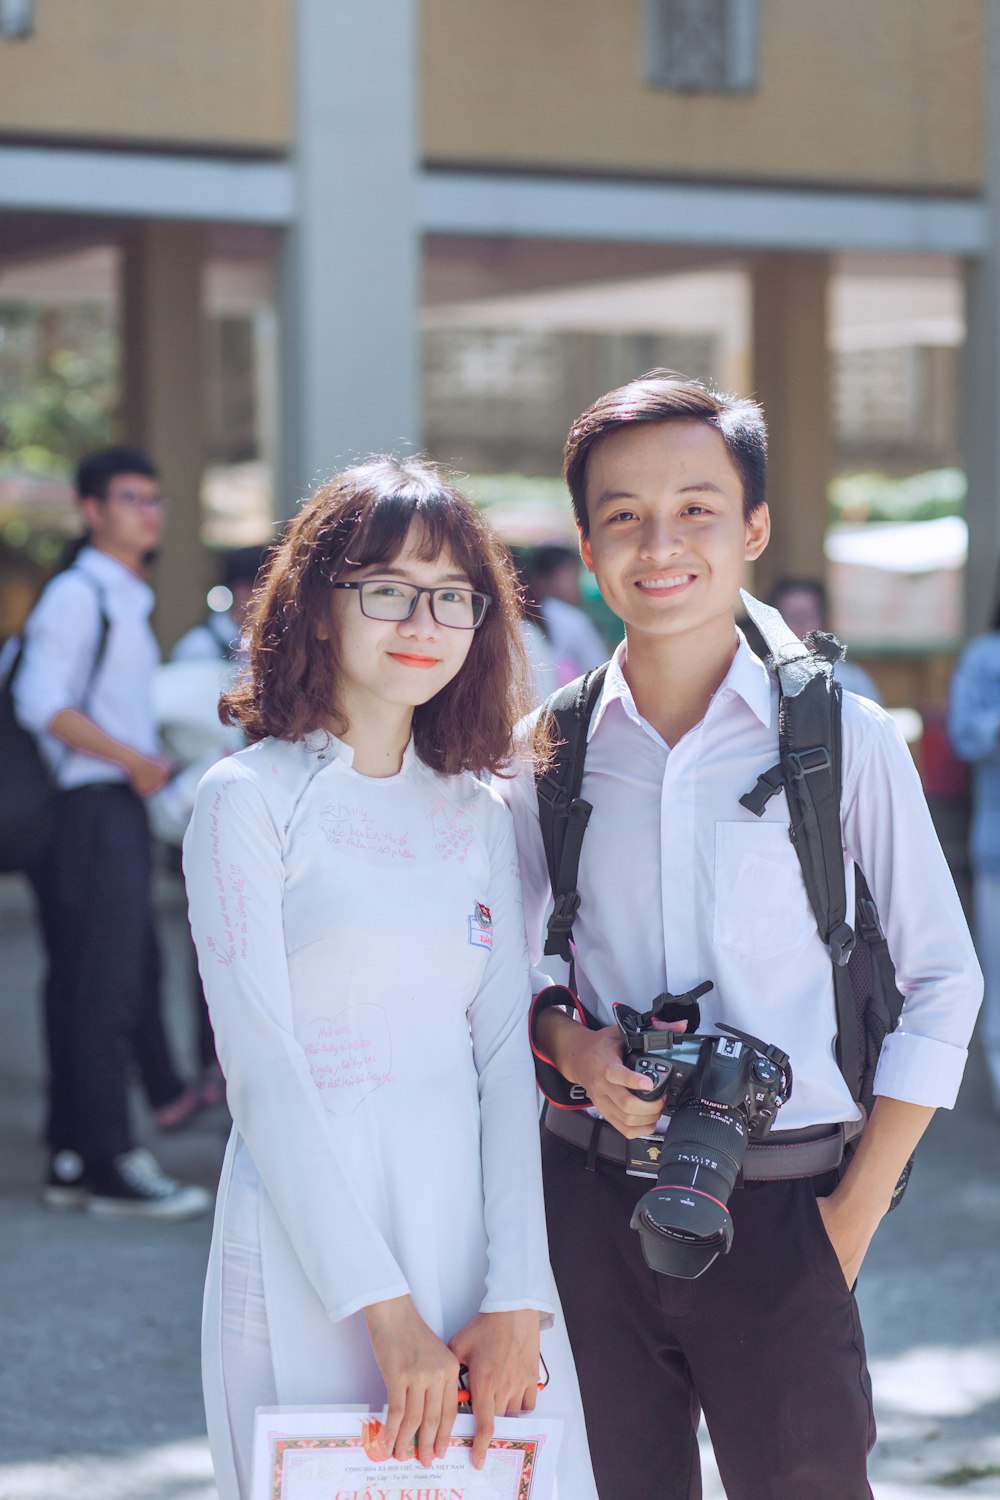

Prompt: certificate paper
xmin=251 ymin=1408 xmax=563 ymax=1500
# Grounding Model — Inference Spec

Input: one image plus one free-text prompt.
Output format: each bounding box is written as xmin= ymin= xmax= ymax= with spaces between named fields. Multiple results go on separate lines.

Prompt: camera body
xmin=613 ymin=996 xmax=793 ymax=1280
xmin=615 ymin=1002 xmax=789 ymax=1138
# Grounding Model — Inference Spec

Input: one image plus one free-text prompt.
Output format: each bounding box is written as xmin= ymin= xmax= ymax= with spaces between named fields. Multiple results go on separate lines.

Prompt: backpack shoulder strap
xmin=535 ymin=662 xmax=609 ymax=964
xmin=738 ymin=590 xmax=863 ymax=1097
xmin=69 ymin=567 xmax=112 ymax=712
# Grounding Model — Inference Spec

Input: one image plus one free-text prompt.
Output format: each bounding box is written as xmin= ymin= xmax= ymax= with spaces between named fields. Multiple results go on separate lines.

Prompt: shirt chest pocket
xmin=713 ymin=821 xmax=819 ymax=960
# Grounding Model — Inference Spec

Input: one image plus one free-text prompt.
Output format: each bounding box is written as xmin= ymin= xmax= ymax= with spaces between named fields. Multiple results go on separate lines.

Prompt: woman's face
xmin=325 ymin=526 xmax=478 ymax=719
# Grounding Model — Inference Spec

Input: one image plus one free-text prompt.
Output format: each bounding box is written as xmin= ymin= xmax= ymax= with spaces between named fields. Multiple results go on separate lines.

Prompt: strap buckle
xmin=547 ymin=889 xmax=581 ymax=935
xmin=827 ymin=920 xmax=856 ymax=966
xmin=544 ymin=890 xmax=581 ymax=957
xmin=786 ymin=746 xmax=831 ymax=780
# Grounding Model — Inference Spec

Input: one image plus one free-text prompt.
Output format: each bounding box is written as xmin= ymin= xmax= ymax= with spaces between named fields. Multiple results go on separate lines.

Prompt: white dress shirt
xmin=183 ymin=735 xmax=596 ymax=1500
xmin=13 ymin=546 xmax=161 ymax=788
xmin=498 ymin=634 xmax=983 ymax=1130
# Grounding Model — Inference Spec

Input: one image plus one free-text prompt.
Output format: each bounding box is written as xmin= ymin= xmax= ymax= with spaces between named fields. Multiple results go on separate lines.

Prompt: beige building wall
xmin=0 ymin=0 xmax=291 ymax=150
xmin=423 ymin=0 xmax=983 ymax=190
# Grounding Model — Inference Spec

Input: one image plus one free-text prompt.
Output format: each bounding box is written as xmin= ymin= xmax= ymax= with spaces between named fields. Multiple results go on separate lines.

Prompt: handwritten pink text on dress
xmin=302 ymin=1005 xmax=392 ymax=1117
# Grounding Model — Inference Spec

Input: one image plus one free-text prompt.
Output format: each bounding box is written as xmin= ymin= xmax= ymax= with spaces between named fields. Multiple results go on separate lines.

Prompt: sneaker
xmin=43 ymin=1149 xmax=89 ymax=1210
xmin=86 ymin=1148 xmax=212 ymax=1221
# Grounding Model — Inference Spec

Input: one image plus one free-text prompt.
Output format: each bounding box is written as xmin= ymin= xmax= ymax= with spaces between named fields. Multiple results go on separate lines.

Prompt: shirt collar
xmin=300 ymin=728 xmax=417 ymax=776
xmin=587 ymin=628 xmax=773 ymax=743
xmin=76 ymin=545 xmax=155 ymax=609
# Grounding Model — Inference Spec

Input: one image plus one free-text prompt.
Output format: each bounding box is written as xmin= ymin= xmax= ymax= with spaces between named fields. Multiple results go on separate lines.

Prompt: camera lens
xmin=630 ymin=1102 xmax=748 ymax=1279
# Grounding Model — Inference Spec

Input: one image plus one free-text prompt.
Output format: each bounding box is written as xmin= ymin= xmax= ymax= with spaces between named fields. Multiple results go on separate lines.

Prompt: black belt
xmin=543 ymin=1108 xmax=865 ymax=1181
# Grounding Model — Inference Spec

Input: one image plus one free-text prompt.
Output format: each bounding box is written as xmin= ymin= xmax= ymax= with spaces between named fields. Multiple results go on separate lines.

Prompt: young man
xmin=14 ymin=446 xmax=211 ymax=1220
xmin=498 ymin=372 xmax=982 ymax=1499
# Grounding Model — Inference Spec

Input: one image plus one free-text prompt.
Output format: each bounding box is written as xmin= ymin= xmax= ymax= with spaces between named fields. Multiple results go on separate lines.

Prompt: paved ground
xmin=1 ymin=866 xmax=999 ymax=1500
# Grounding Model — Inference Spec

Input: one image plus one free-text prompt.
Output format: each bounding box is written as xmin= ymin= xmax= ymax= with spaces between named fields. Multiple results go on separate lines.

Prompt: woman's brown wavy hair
xmin=220 ymin=457 xmax=535 ymax=776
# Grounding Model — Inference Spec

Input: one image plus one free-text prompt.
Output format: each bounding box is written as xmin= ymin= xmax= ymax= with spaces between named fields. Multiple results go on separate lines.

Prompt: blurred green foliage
xmin=828 ymin=468 xmax=966 ymax=524
xmin=0 ymin=304 xmax=118 ymax=476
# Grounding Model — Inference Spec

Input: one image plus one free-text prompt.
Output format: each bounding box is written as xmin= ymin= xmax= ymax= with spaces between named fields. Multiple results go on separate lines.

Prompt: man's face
xmin=81 ymin=472 xmax=165 ymax=560
xmin=579 ymin=420 xmax=769 ymax=646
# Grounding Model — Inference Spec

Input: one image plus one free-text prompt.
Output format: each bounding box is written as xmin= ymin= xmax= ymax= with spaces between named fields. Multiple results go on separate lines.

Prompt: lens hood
xmin=630 ymin=1184 xmax=734 ymax=1280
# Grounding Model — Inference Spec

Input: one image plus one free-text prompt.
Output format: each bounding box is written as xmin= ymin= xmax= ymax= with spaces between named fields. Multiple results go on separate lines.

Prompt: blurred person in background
xmin=172 ymin=545 xmax=266 ymax=668
xmin=510 ymin=546 xmax=558 ymax=704
xmin=527 ymin=544 xmax=608 ymax=681
xmin=766 ymin=577 xmax=883 ymax=704
xmin=147 ymin=545 xmax=269 ymax=1115
xmin=947 ymin=592 xmax=1000 ymax=1115
xmin=13 ymin=446 xmax=211 ymax=1219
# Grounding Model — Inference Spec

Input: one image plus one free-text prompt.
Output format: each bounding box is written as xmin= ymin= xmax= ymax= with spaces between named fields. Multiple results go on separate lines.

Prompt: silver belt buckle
xmin=625 ymin=1134 xmax=665 ymax=1178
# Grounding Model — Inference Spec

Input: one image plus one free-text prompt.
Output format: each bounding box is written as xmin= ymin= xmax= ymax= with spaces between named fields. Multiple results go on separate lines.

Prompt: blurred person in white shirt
xmin=14 ymin=446 xmax=211 ymax=1220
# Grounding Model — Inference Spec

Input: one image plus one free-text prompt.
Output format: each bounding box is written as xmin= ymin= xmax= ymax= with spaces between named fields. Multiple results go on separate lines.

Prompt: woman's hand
xmin=448 ymin=1310 xmax=541 ymax=1469
xmin=364 ymin=1295 xmax=460 ymax=1465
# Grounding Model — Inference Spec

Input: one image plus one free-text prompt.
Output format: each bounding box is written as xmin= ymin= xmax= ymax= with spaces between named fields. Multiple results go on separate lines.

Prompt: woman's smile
xmin=385 ymin=651 xmax=442 ymax=668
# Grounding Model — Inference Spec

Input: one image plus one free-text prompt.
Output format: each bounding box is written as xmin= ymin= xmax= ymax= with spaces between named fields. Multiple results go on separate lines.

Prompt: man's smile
xmin=634 ymin=573 xmax=696 ymax=594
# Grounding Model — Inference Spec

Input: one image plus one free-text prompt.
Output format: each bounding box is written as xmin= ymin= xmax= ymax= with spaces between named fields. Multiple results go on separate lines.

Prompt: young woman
xmin=183 ymin=458 xmax=596 ymax=1500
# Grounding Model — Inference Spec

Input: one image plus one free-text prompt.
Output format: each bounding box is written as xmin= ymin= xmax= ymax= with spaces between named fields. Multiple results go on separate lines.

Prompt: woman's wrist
xmin=363 ymin=1292 xmax=415 ymax=1333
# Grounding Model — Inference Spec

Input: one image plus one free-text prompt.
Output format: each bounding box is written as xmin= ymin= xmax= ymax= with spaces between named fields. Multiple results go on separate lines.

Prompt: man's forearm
xmin=48 ymin=707 xmax=141 ymax=772
xmin=535 ymin=1007 xmax=584 ymax=1083
xmin=837 ymin=1096 xmax=935 ymax=1216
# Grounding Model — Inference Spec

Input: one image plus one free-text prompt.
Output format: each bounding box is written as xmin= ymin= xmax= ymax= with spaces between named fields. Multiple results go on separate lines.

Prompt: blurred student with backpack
xmin=12 ymin=446 xmax=211 ymax=1219
xmin=947 ymin=591 xmax=1000 ymax=1114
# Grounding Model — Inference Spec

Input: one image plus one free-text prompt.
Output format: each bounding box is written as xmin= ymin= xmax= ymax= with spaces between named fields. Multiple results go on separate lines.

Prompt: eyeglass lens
xmin=360 ymin=581 xmax=486 ymax=628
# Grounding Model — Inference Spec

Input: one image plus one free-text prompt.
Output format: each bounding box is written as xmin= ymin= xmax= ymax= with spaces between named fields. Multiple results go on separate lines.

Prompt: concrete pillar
xmin=960 ymin=0 xmax=1000 ymax=637
xmin=750 ymin=253 xmax=832 ymax=598
xmin=121 ymin=220 xmax=211 ymax=649
xmin=276 ymin=0 xmax=419 ymax=517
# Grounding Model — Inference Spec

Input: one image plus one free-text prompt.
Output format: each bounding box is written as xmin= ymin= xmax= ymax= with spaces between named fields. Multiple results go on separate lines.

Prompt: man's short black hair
xmin=76 ymin=446 xmax=158 ymax=502
xmin=563 ymin=369 xmax=767 ymax=538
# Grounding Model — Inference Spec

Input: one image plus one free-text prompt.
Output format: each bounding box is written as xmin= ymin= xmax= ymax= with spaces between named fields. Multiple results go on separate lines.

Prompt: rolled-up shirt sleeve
xmin=12 ymin=572 xmax=102 ymax=735
xmin=842 ymin=699 xmax=983 ymax=1108
xmin=184 ymin=759 xmax=410 ymax=1323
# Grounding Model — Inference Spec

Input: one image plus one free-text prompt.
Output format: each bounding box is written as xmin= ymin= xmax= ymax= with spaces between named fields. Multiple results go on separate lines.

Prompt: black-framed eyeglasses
xmin=330 ymin=579 xmax=492 ymax=630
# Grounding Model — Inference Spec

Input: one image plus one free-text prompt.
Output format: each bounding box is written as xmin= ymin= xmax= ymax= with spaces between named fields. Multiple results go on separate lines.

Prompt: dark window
xmin=645 ymin=0 xmax=759 ymax=93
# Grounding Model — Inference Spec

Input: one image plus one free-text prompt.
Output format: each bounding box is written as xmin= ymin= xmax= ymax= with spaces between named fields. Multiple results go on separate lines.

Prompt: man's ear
xmin=78 ymin=496 xmax=102 ymax=534
xmin=745 ymin=503 xmax=770 ymax=562
xmin=578 ymin=530 xmax=594 ymax=573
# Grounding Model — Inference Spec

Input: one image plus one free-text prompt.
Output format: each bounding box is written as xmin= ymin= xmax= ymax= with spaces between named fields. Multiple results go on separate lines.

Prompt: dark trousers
xmin=30 ymin=783 xmax=182 ymax=1163
xmin=542 ymin=1129 xmax=876 ymax=1500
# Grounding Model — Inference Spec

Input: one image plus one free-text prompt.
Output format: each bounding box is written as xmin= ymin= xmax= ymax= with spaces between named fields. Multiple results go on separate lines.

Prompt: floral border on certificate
xmin=270 ymin=1432 xmax=542 ymax=1500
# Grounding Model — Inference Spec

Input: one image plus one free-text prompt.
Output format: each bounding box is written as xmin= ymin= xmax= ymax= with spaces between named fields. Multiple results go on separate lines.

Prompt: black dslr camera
xmin=614 ymin=991 xmax=793 ymax=1280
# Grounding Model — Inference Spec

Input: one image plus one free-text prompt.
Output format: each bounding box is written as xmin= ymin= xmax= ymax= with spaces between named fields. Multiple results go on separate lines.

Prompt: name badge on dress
xmin=468 ymin=901 xmax=494 ymax=950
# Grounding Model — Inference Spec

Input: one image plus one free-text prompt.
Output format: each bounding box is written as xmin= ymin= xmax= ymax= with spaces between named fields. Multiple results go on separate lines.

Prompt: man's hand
xmin=123 ymin=750 xmax=173 ymax=798
xmin=363 ymin=1295 xmax=460 ymax=1466
xmin=48 ymin=708 xmax=172 ymax=796
xmin=816 ymin=1096 xmax=935 ymax=1288
xmin=448 ymin=1310 xmax=540 ymax=1469
xmin=815 ymin=1190 xmax=880 ymax=1291
xmin=537 ymin=1010 xmax=666 ymax=1138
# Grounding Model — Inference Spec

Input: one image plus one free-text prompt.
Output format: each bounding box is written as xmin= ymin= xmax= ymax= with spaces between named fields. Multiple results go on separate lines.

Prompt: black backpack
xmin=535 ymin=588 xmax=911 ymax=1204
xmin=0 ymin=573 xmax=110 ymax=875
